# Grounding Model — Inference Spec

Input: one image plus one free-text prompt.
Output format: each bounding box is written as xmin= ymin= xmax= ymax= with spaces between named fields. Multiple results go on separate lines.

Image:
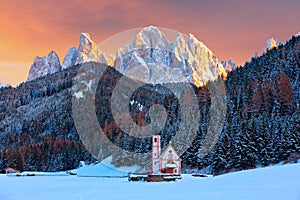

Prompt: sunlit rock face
xmin=221 ymin=59 xmax=237 ymax=73
xmin=27 ymin=26 xmax=227 ymax=87
xmin=27 ymin=51 xmax=61 ymax=81
xmin=114 ymin=26 xmax=226 ymax=87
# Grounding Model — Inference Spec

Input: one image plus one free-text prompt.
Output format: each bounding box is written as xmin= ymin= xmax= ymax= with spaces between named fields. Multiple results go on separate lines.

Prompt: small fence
xmin=128 ymin=172 xmax=182 ymax=182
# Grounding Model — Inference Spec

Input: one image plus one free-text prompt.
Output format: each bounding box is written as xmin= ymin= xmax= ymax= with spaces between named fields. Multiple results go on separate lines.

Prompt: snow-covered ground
xmin=70 ymin=156 xmax=140 ymax=177
xmin=0 ymin=163 xmax=299 ymax=200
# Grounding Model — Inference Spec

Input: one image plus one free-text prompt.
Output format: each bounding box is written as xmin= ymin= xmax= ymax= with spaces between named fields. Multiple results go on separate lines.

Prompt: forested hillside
xmin=186 ymin=35 xmax=300 ymax=175
xmin=0 ymin=36 xmax=299 ymax=174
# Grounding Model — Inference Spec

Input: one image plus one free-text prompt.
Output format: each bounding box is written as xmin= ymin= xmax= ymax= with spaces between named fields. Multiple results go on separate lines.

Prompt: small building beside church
xmin=152 ymin=135 xmax=181 ymax=175
xmin=5 ymin=167 xmax=21 ymax=174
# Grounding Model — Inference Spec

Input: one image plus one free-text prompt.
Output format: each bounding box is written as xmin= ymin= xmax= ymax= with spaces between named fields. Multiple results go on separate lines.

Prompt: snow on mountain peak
xmin=188 ymin=34 xmax=208 ymax=51
xmin=265 ymin=37 xmax=279 ymax=52
xmin=188 ymin=33 xmax=201 ymax=45
xmin=76 ymin=33 xmax=106 ymax=65
xmin=172 ymin=33 xmax=188 ymax=62
xmin=79 ymin=33 xmax=92 ymax=48
xmin=249 ymin=37 xmax=281 ymax=61
xmin=185 ymin=33 xmax=227 ymax=86
xmin=132 ymin=26 xmax=170 ymax=50
xmin=115 ymin=26 xmax=227 ymax=87
xmin=27 ymin=33 xmax=113 ymax=81
xmin=47 ymin=50 xmax=61 ymax=69
xmin=27 ymin=27 xmax=227 ymax=87
xmin=173 ymin=33 xmax=186 ymax=48
xmin=27 ymin=51 xmax=61 ymax=81
xmin=62 ymin=46 xmax=78 ymax=69
xmin=221 ymin=59 xmax=237 ymax=73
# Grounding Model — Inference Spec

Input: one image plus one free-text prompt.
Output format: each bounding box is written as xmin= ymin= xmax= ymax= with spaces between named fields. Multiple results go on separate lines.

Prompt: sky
xmin=0 ymin=0 xmax=299 ymax=86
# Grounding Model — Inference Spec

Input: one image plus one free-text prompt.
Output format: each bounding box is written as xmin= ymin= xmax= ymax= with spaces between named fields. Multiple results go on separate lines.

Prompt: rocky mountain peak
xmin=221 ymin=59 xmax=237 ymax=73
xmin=62 ymin=46 xmax=78 ymax=70
xmin=265 ymin=37 xmax=279 ymax=52
xmin=78 ymin=33 xmax=98 ymax=53
xmin=27 ymin=26 xmax=228 ymax=86
xmin=75 ymin=33 xmax=106 ymax=65
xmin=47 ymin=50 xmax=61 ymax=69
xmin=132 ymin=26 xmax=170 ymax=50
xmin=27 ymin=51 xmax=61 ymax=81
xmin=115 ymin=26 xmax=227 ymax=87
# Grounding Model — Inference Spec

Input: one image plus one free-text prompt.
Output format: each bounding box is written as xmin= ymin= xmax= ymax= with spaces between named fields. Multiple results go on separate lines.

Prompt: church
xmin=152 ymin=135 xmax=181 ymax=175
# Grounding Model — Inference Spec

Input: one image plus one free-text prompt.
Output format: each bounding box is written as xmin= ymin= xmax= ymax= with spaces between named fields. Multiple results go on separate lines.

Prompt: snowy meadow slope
xmin=0 ymin=163 xmax=299 ymax=200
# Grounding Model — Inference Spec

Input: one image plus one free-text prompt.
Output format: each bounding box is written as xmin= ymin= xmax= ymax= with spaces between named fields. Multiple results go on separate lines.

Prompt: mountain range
xmin=0 ymin=26 xmax=299 ymax=174
xmin=28 ymin=26 xmax=228 ymax=87
xmin=26 ymin=26 xmax=288 ymax=88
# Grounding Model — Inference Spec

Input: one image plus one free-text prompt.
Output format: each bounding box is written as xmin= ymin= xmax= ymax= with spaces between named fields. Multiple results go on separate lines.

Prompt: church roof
xmin=159 ymin=142 xmax=181 ymax=161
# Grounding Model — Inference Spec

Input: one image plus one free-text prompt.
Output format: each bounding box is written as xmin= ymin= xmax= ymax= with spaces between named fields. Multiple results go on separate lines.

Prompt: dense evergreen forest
xmin=0 ymin=36 xmax=299 ymax=174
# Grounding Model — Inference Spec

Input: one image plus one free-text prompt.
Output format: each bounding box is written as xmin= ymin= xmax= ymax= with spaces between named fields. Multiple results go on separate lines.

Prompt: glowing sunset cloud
xmin=0 ymin=0 xmax=299 ymax=86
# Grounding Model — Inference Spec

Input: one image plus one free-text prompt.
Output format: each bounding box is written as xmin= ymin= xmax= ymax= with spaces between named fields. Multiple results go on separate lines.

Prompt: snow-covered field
xmin=0 ymin=163 xmax=299 ymax=200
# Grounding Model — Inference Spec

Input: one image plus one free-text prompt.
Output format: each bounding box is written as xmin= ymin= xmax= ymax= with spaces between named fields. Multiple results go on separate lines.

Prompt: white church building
xmin=152 ymin=135 xmax=181 ymax=175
